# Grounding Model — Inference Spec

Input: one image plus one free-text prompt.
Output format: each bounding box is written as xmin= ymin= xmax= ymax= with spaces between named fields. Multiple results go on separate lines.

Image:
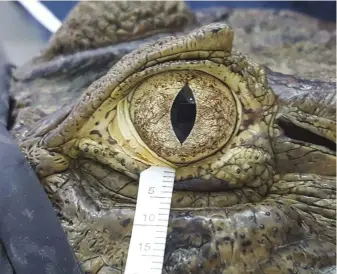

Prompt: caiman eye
xmin=128 ymin=70 xmax=239 ymax=164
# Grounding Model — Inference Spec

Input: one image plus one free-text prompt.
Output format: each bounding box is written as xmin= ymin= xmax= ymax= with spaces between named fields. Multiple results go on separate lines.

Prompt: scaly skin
xmin=8 ymin=2 xmax=336 ymax=274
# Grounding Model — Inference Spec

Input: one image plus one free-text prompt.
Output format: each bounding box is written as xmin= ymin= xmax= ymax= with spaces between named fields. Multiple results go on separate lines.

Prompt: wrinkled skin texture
xmin=195 ymin=7 xmax=336 ymax=82
xmin=8 ymin=2 xmax=336 ymax=274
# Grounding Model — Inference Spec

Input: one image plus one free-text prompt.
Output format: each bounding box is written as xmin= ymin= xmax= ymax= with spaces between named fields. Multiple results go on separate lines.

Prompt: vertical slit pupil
xmin=171 ymin=84 xmax=196 ymax=144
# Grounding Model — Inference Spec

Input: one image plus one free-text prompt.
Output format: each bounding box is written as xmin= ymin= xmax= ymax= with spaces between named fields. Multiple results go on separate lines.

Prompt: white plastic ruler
xmin=124 ymin=166 xmax=175 ymax=274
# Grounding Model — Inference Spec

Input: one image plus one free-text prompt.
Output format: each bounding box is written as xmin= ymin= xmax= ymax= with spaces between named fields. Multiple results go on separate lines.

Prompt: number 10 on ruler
xmin=124 ymin=167 xmax=175 ymax=274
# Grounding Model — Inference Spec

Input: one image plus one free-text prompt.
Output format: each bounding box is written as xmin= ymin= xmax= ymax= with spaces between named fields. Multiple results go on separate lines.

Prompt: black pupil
xmin=171 ymin=84 xmax=196 ymax=144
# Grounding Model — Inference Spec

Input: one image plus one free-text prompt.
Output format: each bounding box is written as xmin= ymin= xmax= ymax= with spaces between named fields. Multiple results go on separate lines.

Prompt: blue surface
xmin=186 ymin=1 xmax=292 ymax=9
xmin=42 ymin=1 xmax=77 ymax=21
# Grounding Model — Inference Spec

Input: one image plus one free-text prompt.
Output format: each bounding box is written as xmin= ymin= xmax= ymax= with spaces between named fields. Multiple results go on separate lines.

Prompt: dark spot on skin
xmin=95 ymin=121 xmax=99 ymax=126
xmin=259 ymin=224 xmax=265 ymax=230
xmin=230 ymin=143 xmax=236 ymax=149
xmin=239 ymin=233 xmax=245 ymax=239
xmin=223 ymin=236 xmax=232 ymax=242
xmin=265 ymin=212 xmax=270 ymax=216
xmin=241 ymin=118 xmax=255 ymax=129
xmin=120 ymin=158 xmax=125 ymax=165
xmin=108 ymin=137 xmax=117 ymax=145
xmin=94 ymin=149 xmax=99 ymax=154
xmin=89 ymin=130 xmax=102 ymax=137
xmin=257 ymin=239 xmax=265 ymax=244
xmin=242 ymin=240 xmax=252 ymax=247
xmin=211 ymin=253 xmax=218 ymax=259
xmin=89 ymin=240 xmax=97 ymax=249
xmin=121 ymin=218 xmax=131 ymax=227
xmin=84 ymin=147 xmax=89 ymax=153
xmin=236 ymin=168 xmax=241 ymax=174
xmin=211 ymin=28 xmax=221 ymax=34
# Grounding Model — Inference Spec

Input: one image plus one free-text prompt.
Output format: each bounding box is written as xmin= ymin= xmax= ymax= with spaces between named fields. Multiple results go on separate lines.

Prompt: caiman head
xmin=18 ymin=23 xmax=336 ymax=273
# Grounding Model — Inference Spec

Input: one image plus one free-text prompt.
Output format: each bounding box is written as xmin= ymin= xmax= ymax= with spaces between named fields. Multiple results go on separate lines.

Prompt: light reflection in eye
xmin=171 ymin=84 xmax=196 ymax=144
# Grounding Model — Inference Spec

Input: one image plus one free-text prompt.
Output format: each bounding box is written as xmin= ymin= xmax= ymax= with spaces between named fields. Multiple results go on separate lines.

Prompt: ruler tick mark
xmin=134 ymin=224 xmax=167 ymax=227
xmin=124 ymin=167 xmax=175 ymax=274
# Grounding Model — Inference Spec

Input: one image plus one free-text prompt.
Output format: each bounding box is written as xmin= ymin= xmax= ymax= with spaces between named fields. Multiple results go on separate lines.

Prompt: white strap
xmin=17 ymin=0 xmax=61 ymax=33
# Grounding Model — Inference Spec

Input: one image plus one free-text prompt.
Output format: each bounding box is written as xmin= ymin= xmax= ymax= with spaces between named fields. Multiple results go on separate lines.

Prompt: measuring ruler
xmin=124 ymin=166 xmax=175 ymax=274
